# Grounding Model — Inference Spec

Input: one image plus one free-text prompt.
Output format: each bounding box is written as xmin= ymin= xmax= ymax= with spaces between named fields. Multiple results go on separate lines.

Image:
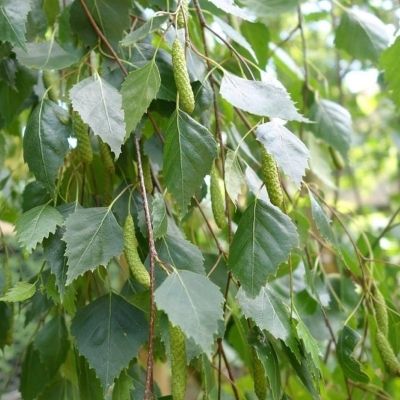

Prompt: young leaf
xmin=335 ymin=8 xmax=390 ymax=63
xmin=63 ymin=208 xmax=124 ymax=284
xmin=0 ymin=0 xmax=31 ymax=49
xmin=70 ymin=76 xmax=126 ymax=157
xmin=337 ymin=326 xmax=369 ymax=383
xmin=155 ymin=270 xmax=224 ymax=355
xmin=23 ymin=100 xmax=70 ymax=191
xmin=15 ymin=41 xmax=80 ymax=70
xmin=71 ymin=293 xmax=148 ymax=389
xmin=206 ymin=0 xmax=255 ymax=21
xmin=310 ymin=99 xmax=352 ymax=157
xmin=156 ymin=222 xmax=205 ymax=274
xmin=256 ymin=120 xmax=309 ymax=188
xmin=16 ymin=204 xmax=63 ymax=252
xmin=121 ymin=61 xmax=161 ymax=135
xmin=163 ymin=111 xmax=217 ymax=214
xmin=237 ymin=287 xmax=291 ymax=340
xmin=381 ymin=36 xmax=400 ymax=108
xmin=224 ymin=149 xmax=246 ymax=205
xmin=220 ymin=71 xmax=306 ymax=122
xmin=229 ymin=199 xmax=298 ymax=297
xmin=152 ymin=193 xmax=168 ymax=239
xmin=0 ymin=281 xmax=36 ymax=302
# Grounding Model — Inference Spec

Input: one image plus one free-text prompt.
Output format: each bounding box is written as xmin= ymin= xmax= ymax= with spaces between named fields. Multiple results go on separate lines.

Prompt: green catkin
xmin=252 ymin=350 xmax=267 ymax=400
xmin=177 ymin=0 xmax=189 ymax=29
xmin=376 ymin=331 xmax=400 ymax=376
xmin=73 ymin=112 xmax=93 ymax=164
xmin=43 ymin=70 xmax=60 ymax=102
xmin=373 ymin=286 xmax=389 ymax=337
xmin=123 ymin=215 xmax=150 ymax=288
xmin=142 ymin=155 xmax=153 ymax=193
xmin=169 ymin=324 xmax=187 ymax=400
xmin=261 ymin=148 xmax=283 ymax=209
xmin=210 ymin=164 xmax=227 ymax=229
xmin=172 ymin=39 xmax=195 ymax=114
xmin=99 ymin=139 xmax=115 ymax=175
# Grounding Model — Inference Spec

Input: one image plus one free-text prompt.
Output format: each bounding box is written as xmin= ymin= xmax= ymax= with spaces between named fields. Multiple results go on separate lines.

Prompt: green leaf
xmin=0 ymin=281 xmax=36 ymax=302
xmin=296 ymin=318 xmax=321 ymax=369
xmin=335 ymin=8 xmax=390 ymax=63
xmin=241 ymin=21 xmax=270 ymax=68
xmin=237 ymin=287 xmax=291 ymax=339
xmin=15 ymin=41 xmax=80 ymax=70
xmin=155 ymin=270 xmax=224 ymax=355
xmin=220 ymin=71 xmax=306 ymax=122
xmin=121 ymin=61 xmax=161 ymax=135
xmin=224 ymin=149 xmax=246 ymax=205
xmin=70 ymin=76 xmax=126 ymax=157
xmin=251 ymin=338 xmax=281 ymax=400
xmin=381 ymin=36 xmax=400 ymax=108
xmin=20 ymin=343 xmax=53 ymax=400
xmin=112 ymin=371 xmax=133 ymax=400
xmin=37 ymin=377 xmax=77 ymax=400
xmin=156 ymin=222 xmax=205 ymax=274
xmin=309 ymin=191 xmax=336 ymax=246
xmin=16 ymin=204 xmax=63 ymax=252
xmin=63 ymin=207 xmax=124 ymax=284
xmin=0 ymin=302 xmax=12 ymax=349
xmin=206 ymin=0 xmax=255 ymax=21
xmin=240 ymin=0 xmax=298 ymax=17
xmin=33 ymin=316 xmax=69 ymax=374
xmin=0 ymin=0 xmax=30 ymax=49
xmin=163 ymin=111 xmax=217 ymax=214
xmin=152 ymin=193 xmax=167 ymax=239
xmin=23 ymin=100 xmax=70 ymax=191
xmin=120 ymin=15 xmax=167 ymax=47
xmin=71 ymin=293 xmax=148 ymax=389
xmin=337 ymin=326 xmax=369 ymax=383
xmin=71 ymin=0 xmax=131 ymax=44
xmin=76 ymin=354 xmax=104 ymax=400
xmin=229 ymin=199 xmax=298 ymax=297
xmin=256 ymin=120 xmax=309 ymax=188
xmin=214 ymin=16 xmax=257 ymax=61
xmin=310 ymin=99 xmax=352 ymax=157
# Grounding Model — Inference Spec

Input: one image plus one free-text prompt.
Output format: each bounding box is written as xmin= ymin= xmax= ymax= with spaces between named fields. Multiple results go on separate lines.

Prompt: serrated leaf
xmin=225 ymin=150 xmax=246 ymax=205
xmin=71 ymin=293 xmax=148 ymax=389
xmin=381 ymin=36 xmax=400 ymax=108
xmin=112 ymin=371 xmax=133 ymax=400
xmin=155 ymin=270 xmax=224 ymax=355
xmin=120 ymin=16 xmax=167 ymax=46
xmin=229 ymin=199 xmax=298 ymax=297
xmin=207 ymin=0 xmax=255 ymax=21
xmin=156 ymin=221 xmax=205 ymax=274
xmin=70 ymin=76 xmax=126 ymax=157
xmin=310 ymin=99 xmax=352 ymax=157
xmin=63 ymin=208 xmax=123 ymax=284
xmin=23 ymin=100 xmax=70 ymax=191
xmin=164 ymin=110 xmax=217 ymax=214
xmin=37 ymin=377 xmax=77 ymax=400
xmin=220 ymin=71 xmax=306 ymax=122
xmin=15 ymin=41 xmax=80 ymax=70
xmin=0 ymin=281 xmax=36 ymax=302
xmin=256 ymin=120 xmax=309 ymax=188
xmin=33 ymin=316 xmax=69 ymax=374
xmin=237 ymin=287 xmax=291 ymax=339
xmin=121 ymin=61 xmax=160 ymax=135
xmin=335 ymin=8 xmax=390 ymax=63
xmin=152 ymin=193 xmax=167 ymax=239
xmin=251 ymin=339 xmax=281 ymax=400
xmin=296 ymin=318 xmax=320 ymax=369
xmin=214 ymin=17 xmax=257 ymax=61
xmin=16 ymin=204 xmax=63 ymax=252
xmin=309 ymin=191 xmax=336 ymax=246
xmin=337 ymin=326 xmax=369 ymax=383
xmin=76 ymin=354 xmax=104 ymax=400
xmin=0 ymin=0 xmax=30 ymax=49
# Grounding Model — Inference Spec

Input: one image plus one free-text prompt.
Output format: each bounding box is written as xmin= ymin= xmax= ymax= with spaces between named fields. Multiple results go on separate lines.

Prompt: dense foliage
xmin=0 ymin=0 xmax=400 ymax=399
